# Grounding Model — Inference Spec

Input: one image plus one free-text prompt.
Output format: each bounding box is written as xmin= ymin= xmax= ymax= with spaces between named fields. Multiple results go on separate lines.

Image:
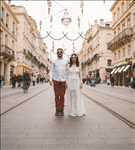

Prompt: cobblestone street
xmin=1 ymin=84 xmax=135 ymax=150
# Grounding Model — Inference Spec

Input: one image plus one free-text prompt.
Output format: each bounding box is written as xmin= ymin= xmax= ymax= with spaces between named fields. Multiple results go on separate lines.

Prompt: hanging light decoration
xmin=47 ymin=0 xmax=52 ymax=16
xmin=78 ymin=16 xmax=80 ymax=29
xmin=72 ymin=41 xmax=76 ymax=53
xmin=39 ymin=20 xmax=42 ymax=31
xmin=61 ymin=9 xmax=72 ymax=26
xmin=52 ymin=40 xmax=54 ymax=52
xmin=50 ymin=15 xmax=53 ymax=23
xmin=80 ymin=0 xmax=84 ymax=16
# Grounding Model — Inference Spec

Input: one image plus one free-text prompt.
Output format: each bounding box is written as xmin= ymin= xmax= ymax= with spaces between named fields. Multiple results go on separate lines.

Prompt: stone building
xmin=11 ymin=5 xmax=48 ymax=77
xmin=0 ymin=1 xmax=19 ymax=84
xmin=108 ymin=0 xmax=135 ymax=86
xmin=80 ymin=20 xmax=113 ymax=83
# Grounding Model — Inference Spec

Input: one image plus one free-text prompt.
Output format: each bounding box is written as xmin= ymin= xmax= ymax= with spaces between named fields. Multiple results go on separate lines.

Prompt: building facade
xmin=80 ymin=20 xmax=113 ymax=83
xmin=0 ymin=1 xmax=19 ymax=84
xmin=11 ymin=5 xmax=48 ymax=77
xmin=108 ymin=0 xmax=135 ymax=86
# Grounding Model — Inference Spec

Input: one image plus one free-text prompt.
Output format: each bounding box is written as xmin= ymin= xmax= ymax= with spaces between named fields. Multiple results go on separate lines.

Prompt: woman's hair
xmin=69 ymin=53 xmax=79 ymax=67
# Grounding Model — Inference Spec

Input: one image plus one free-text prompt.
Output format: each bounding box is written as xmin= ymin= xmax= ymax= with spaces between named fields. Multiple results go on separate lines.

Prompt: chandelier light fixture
xmin=61 ymin=9 xmax=72 ymax=26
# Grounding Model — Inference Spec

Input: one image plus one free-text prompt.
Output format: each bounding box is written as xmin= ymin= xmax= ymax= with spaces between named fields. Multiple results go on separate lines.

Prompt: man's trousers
xmin=53 ymin=80 xmax=66 ymax=111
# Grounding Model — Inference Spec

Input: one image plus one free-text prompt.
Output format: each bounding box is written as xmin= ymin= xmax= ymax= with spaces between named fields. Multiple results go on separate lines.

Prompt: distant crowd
xmin=0 ymin=72 xmax=49 ymax=89
xmin=82 ymin=71 xmax=135 ymax=89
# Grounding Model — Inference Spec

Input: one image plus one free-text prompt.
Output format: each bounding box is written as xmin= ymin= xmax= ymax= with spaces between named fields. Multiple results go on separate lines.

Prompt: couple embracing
xmin=49 ymin=48 xmax=86 ymax=117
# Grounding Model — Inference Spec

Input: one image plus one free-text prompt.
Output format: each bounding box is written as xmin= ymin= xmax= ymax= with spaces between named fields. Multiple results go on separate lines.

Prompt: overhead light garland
xmin=47 ymin=0 xmax=52 ymax=16
xmin=36 ymin=0 xmax=107 ymax=54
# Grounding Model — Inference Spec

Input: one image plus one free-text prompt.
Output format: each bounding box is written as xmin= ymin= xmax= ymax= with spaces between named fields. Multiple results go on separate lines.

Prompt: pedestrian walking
xmin=90 ymin=73 xmax=96 ymax=87
xmin=11 ymin=74 xmax=16 ymax=88
xmin=131 ymin=69 xmax=135 ymax=89
xmin=32 ymin=74 xmax=36 ymax=86
xmin=22 ymin=71 xmax=31 ymax=93
xmin=0 ymin=75 xmax=4 ymax=88
xmin=110 ymin=74 xmax=114 ymax=86
xmin=49 ymin=48 xmax=68 ymax=116
xmin=16 ymin=74 xmax=22 ymax=87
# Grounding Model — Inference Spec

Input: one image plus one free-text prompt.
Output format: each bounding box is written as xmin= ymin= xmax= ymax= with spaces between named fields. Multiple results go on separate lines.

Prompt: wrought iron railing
xmin=0 ymin=45 xmax=15 ymax=60
xmin=108 ymin=27 xmax=133 ymax=50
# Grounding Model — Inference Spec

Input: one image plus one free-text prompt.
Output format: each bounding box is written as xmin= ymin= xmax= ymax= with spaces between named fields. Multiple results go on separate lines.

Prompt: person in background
xmin=22 ymin=71 xmax=31 ymax=93
xmin=131 ymin=69 xmax=135 ymax=89
xmin=32 ymin=74 xmax=36 ymax=86
xmin=11 ymin=74 xmax=16 ymax=88
xmin=110 ymin=74 xmax=114 ymax=87
xmin=16 ymin=74 xmax=22 ymax=87
xmin=0 ymin=75 xmax=3 ymax=88
xmin=125 ymin=74 xmax=130 ymax=87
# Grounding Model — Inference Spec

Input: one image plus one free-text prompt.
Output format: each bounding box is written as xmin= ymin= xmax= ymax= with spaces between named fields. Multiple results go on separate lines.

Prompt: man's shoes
xmin=55 ymin=111 xmax=59 ymax=116
xmin=55 ymin=109 xmax=64 ymax=116
xmin=59 ymin=111 xmax=64 ymax=116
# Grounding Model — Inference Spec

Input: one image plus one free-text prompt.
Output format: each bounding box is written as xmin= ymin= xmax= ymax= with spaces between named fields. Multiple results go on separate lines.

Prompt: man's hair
xmin=57 ymin=48 xmax=63 ymax=52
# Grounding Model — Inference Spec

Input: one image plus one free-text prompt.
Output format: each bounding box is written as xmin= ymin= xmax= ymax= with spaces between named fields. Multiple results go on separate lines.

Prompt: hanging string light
xmin=39 ymin=20 xmax=42 ymax=32
xmin=80 ymin=0 xmax=84 ymax=16
xmin=52 ymin=40 xmax=54 ymax=52
xmin=61 ymin=9 xmax=72 ymax=26
xmin=72 ymin=41 xmax=76 ymax=53
xmin=47 ymin=0 xmax=52 ymax=16
xmin=78 ymin=16 xmax=80 ymax=29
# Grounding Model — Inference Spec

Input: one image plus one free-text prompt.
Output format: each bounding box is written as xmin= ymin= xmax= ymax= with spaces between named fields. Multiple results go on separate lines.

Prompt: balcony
xmin=0 ymin=45 xmax=15 ymax=61
xmin=108 ymin=27 xmax=133 ymax=50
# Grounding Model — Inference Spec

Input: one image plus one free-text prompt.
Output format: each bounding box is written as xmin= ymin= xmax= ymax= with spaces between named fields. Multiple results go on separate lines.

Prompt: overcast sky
xmin=11 ymin=0 xmax=114 ymax=61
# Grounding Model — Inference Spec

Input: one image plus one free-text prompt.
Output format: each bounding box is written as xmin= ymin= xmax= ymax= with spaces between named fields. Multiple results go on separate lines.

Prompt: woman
xmin=67 ymin=53 xmax=86 ymax=117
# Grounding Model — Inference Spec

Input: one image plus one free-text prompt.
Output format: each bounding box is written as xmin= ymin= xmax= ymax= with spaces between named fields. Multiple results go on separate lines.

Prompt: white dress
xmin=67 ymin=65 xmax=86 ymax=117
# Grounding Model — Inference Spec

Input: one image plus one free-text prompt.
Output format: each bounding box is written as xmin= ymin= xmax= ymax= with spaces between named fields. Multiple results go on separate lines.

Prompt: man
xmin=50 ymin=48 xmax=68 ymax=116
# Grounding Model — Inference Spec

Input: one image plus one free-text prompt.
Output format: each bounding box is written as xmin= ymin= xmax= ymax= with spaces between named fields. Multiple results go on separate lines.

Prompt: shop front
xmin=111 ymin=63 xmax=132 ymax=86
xmin=16 ymin=63 xmax=32 ymax=75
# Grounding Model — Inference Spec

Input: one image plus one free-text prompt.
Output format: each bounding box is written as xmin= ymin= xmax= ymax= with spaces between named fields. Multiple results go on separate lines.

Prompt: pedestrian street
xmin=1 ymin=84 xmax=135 ymax=150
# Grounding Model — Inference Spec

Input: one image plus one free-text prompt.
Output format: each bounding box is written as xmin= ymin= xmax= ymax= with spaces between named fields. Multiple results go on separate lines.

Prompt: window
xmin=1 ymin=7 xmax=4 ymax=21
xmin=128 ymin=45 xmax=131 ymax=55
xmin=123 ymin=48 xmax=125 ymax=57
xmin=107 ymin=59 xmax=112 ymax=66
xmin=0 ymin=30 xmax=3 ymax=45
xmin=121 ymin=2 xmax=124 ymax=13
xmin=122 ymin=22 xmax=125 ymax=30
xmin=6 ymin=13 xmax=9 ymax=28
xmin=118 ymin=50 xmax=120 ymax=59
xmin=5 ymin=34 xmax=8 ymax=46
xmin=12 ymin=40 xmax=14 ymax=49
xmin=12 ymin=22 xmax=15 ymax=35
xmin=113 ymin=12 xmax=116 ymax=21
xmin=127 ymin=16 xmax=131 ymax=26
xmin=118 ymin=27 xmax=120 ymax=33
xmin=114 ymin=52 xmax=117 ymax=60
xmin=117 ymin=7 xmax=120 ymax=18
xmin=133 ymin=12 xmax=135 ymax=25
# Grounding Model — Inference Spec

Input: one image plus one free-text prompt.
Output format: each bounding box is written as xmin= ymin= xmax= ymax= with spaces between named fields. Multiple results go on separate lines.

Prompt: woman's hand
xmin=80 ymin=82 xmax=83 ymax=89
xmin=65 ymin=82 xmax=68 ymax=89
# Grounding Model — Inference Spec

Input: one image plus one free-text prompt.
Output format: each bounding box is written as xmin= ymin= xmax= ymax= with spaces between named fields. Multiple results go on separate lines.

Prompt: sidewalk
xmin=89 ymin=83 xmax=134 ymax=103
xmin=0 ymin=84 xmax=49 ymax=115
xmin=1 ymin=83 xmax=47 ymax=98
xmin=82 ymin=84 xmax=135 ymax=125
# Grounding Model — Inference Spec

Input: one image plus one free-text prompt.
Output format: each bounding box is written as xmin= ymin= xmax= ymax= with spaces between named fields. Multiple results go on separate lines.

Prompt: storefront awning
xmin=123 ymin=65 xmax=130 ymax=72
xmin=111 ymin=68 xmax=116 ymax=74
xmin=118 ymin=66 xmax=125 ymax=73
xmin=114 ymin=67 xmax=121 ymax=74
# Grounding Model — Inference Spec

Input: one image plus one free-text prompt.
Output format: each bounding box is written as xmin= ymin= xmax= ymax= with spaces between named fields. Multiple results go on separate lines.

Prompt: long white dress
xmin=67 ymin=65 xmax=86 ymax=117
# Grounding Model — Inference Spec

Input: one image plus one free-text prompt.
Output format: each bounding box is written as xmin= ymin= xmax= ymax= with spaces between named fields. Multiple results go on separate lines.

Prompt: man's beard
xmin=58 ymin=54 xmax=63 ymax=58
